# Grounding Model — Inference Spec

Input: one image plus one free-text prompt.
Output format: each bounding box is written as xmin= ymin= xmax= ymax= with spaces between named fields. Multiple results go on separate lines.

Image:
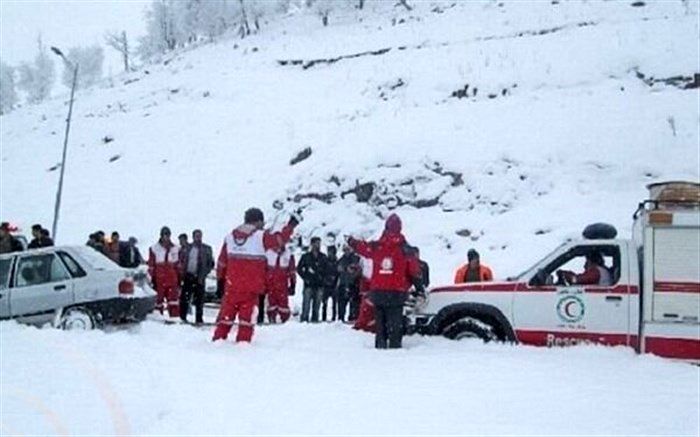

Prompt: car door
xmin=11 ymin=252 xmax=74 ymax=325
xmin=0 ymin=256 xmax=14 ymax=319
xmin=514 ymin=243 xmax=631 ymax=347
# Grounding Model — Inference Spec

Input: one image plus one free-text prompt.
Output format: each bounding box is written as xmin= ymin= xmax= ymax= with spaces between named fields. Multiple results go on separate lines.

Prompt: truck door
xmin=515 ymin=243 xmax=632 ymax=347
xmin=650 ymin=227 xmax=700 ymax=322
xmin=0 ymin=256 xmax=13 ymax=319
xmin=10 ymin=252 xmax=74 ymax=325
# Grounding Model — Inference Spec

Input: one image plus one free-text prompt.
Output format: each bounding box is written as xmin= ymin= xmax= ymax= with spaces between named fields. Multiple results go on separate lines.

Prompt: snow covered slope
xmin=1 ymin=0 xmax=698 ymax=283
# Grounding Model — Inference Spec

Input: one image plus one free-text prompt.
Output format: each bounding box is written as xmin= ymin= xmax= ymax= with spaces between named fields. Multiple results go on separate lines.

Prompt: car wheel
xmin=442 ymin=316 xmax=499 ymax=343
xmin=60 ymin=307 xmax=96 ymax=331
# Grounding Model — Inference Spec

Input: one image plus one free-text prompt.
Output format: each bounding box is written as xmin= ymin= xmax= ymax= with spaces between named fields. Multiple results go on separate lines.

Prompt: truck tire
xmin=442 ymin=316 xmax=499 ymax=343
xmin=59 ymin=307 xmax=96 ymax=331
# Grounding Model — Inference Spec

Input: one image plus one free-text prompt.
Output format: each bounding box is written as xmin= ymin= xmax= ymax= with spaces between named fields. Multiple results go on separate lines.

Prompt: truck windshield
xmin=508 ymin=241 xmax=570 ymax=281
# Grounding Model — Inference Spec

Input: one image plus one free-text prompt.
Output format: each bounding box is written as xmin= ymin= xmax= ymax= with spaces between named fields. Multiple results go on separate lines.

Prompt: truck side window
xmin=531 ymin=245 xmax=621 ymax=287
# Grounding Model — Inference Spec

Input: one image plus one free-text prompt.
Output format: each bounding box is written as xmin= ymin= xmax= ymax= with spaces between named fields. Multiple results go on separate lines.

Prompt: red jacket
xmin=217 ymin=223 xmax=295 ymax=296
xmin=349 ymin=232 xmax=421 ymax=293
xmin=148 ymin=241 xmax=181 ymax=288
xmin=265 ymin=248 xmax=296 ymax=292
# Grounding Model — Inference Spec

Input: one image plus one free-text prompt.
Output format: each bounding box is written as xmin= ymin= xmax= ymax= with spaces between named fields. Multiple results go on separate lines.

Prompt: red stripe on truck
xmin=515 ymin=329 xmax=631 ymax=347
xmin=644 ymin=336 xmax=700 ymax=360
xmin=432 ymin=283 xmax=637 ymax=294
xmin=515 ymin=330 xmax=700 ymax=360
xmin=654 ymin=281 xmax=700 ymax=293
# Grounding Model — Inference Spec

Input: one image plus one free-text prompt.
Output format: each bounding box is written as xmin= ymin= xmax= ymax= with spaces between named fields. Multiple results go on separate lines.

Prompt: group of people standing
xmin=146 ymin=227 xmax=215 ymax=325
xmin=210 ymin=207 xmax=430 ymax=349
xmin=0 ymin=222 xmax=54 ymax=253
xmin=3 ymin=210 xmax=496 ymax=351
xmin=87 ymin=230 xmax=144 ymax=268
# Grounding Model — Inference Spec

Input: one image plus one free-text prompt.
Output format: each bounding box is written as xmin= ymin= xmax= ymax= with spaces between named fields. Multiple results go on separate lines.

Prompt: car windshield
xmin=72 ymin=246 xmax=122 ymax=271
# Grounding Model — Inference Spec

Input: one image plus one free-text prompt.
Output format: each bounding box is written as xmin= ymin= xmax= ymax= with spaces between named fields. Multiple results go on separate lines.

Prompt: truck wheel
xmin=59 ymin=307 xmax=96 ymax=331
xmin=442 ymin=317 xmax=499 ymax=343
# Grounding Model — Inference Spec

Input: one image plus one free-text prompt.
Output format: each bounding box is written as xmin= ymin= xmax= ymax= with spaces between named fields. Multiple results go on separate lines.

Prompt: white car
xmin=0 ymin=245 xmax=156 ymax=329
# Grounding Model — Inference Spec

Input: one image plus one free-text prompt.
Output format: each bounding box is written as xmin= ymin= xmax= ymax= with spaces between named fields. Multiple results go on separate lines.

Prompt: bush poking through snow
xmin=289 ymin=147 xmax=312 ymax=166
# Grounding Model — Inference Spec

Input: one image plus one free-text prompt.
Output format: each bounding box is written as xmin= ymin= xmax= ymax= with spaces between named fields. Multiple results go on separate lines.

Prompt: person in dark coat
xmin=119 ymin=237 xmax=144 ymax=268
xmin=415 ymin=247 xmax=430 ymax=288
xmin=336 ymin=244 xmax=361 ymax=322
xmin=28 ymin=224 xmax=53 ymax=249
xmin=180 ymin=229 xmax=214 ymax=324
xmin=297 ymin=237 xmax=329 ymax=323
xmin=0 ymin=222 xmax=23 ymax=254
xmin=322 ymin=245 xmax=340 ymax=321
xmin=87 ymin=231 xmax=107 ymax=254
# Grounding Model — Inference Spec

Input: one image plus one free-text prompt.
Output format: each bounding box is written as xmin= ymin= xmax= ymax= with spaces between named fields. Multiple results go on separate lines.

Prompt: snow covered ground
xmin=2 ymin=319 xmax=699 ymax=436
xmin=1 ymin=1 xmax=699 ymax=435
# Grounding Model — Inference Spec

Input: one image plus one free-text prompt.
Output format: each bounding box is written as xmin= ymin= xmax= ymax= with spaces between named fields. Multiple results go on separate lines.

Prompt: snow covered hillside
xmin=1 ymin=1 xmax=698 ymax=283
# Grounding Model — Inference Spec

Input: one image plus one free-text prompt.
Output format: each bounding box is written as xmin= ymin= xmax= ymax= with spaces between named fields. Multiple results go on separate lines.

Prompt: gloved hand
xmin=288 ymin=285 xmax=296 ymax=296
xmin=288 ymin=208 xmax=303 ymax=227
xmin=412 ymin=278 xmax=426 ymax=298
xmin=288 ymin=214 xmax=300 ymax=227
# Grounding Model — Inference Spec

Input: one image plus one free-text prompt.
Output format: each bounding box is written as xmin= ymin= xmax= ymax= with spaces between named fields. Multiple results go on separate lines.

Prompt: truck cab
xmin=410 ymin=181 xmax=699 ymax=361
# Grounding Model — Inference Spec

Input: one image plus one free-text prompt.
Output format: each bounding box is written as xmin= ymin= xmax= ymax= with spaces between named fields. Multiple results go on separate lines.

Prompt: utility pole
xmin=50 ymin=46 xmax=78 ymax=243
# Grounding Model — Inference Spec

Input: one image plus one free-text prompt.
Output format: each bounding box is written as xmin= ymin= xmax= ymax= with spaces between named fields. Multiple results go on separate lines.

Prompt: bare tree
xmin=17 ymin=35 xmax=55 ymax=104
xmin=105 ymin=30 xmax=130 ymax=72
xmin=0 ymin=62 xmax=17 ymax=114
xmin=60 ymin=45 xmax=104 ymax=90
xmin=238 ymin=0 xmax=251 ymax=38
xmin=397 ymin=0 xmax=412 ymax=11
xmin=313 ymin=1 xmax=332 ymax=26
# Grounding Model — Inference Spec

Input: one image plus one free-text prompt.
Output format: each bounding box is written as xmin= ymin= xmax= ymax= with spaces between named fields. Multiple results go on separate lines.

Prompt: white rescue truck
xmin=410 ymin=181 xmax=700 ymax=361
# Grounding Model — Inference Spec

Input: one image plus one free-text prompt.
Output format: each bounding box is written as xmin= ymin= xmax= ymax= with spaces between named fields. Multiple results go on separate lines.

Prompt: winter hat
xmin=244 ymin=208 xmax=264 ymax=224
xmin=385 ymin=214 xmax=402 ymax=234
xmin=467 ymin=249 xmax=479 ymax=262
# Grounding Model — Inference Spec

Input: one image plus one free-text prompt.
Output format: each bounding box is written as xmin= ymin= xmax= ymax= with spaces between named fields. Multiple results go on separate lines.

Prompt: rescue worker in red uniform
xmin=213 ymin=208 xmax=298 ymax=343
xmin=348 ymin=214 xmax=424 ymax=349
xmin=352 ymin=257 xmax=375 ymax=333
xmin=148 ymin=226 xmax=181 ymax=317
xmin=265 ymin=244 xmax=296 ymax=324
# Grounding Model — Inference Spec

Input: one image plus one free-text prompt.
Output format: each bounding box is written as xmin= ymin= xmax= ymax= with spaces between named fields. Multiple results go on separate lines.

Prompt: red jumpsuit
xmin=148 ymin=241 xmax=181 ymax=317
xmin=353 ymin=258 xmax=375 ymax=333
xmin=213 ymin=222 xmax=295 ymax=343
xmin=265 ymin=248 xmax=296 ymax=324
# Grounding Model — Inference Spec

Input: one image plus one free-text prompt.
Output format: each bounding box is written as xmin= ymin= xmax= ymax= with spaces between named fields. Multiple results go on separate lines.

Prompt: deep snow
xmin=1 ymin=319 xmax=699 ymax=436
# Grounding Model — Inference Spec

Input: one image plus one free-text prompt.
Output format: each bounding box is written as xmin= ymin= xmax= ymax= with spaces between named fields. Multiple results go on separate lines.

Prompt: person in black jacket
xmin=322 ymin=245 xmax=339 ymax=321
xmin=28 ymin=224 xmax=53 ymax=249
xmin=415 ymin=247 xmax=430 ymax=288
xmin=180 ymin=229 xmax=214 ymax=324
xmin=336 ymin=244 xmax=361 ymax=322
xmin=0 ymin=222 xmax=23 ymax=254
xmin=297 ymin=237 xmax=328 ymax=323
xmin=119 ymin=237 xmax=144 ymax=268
